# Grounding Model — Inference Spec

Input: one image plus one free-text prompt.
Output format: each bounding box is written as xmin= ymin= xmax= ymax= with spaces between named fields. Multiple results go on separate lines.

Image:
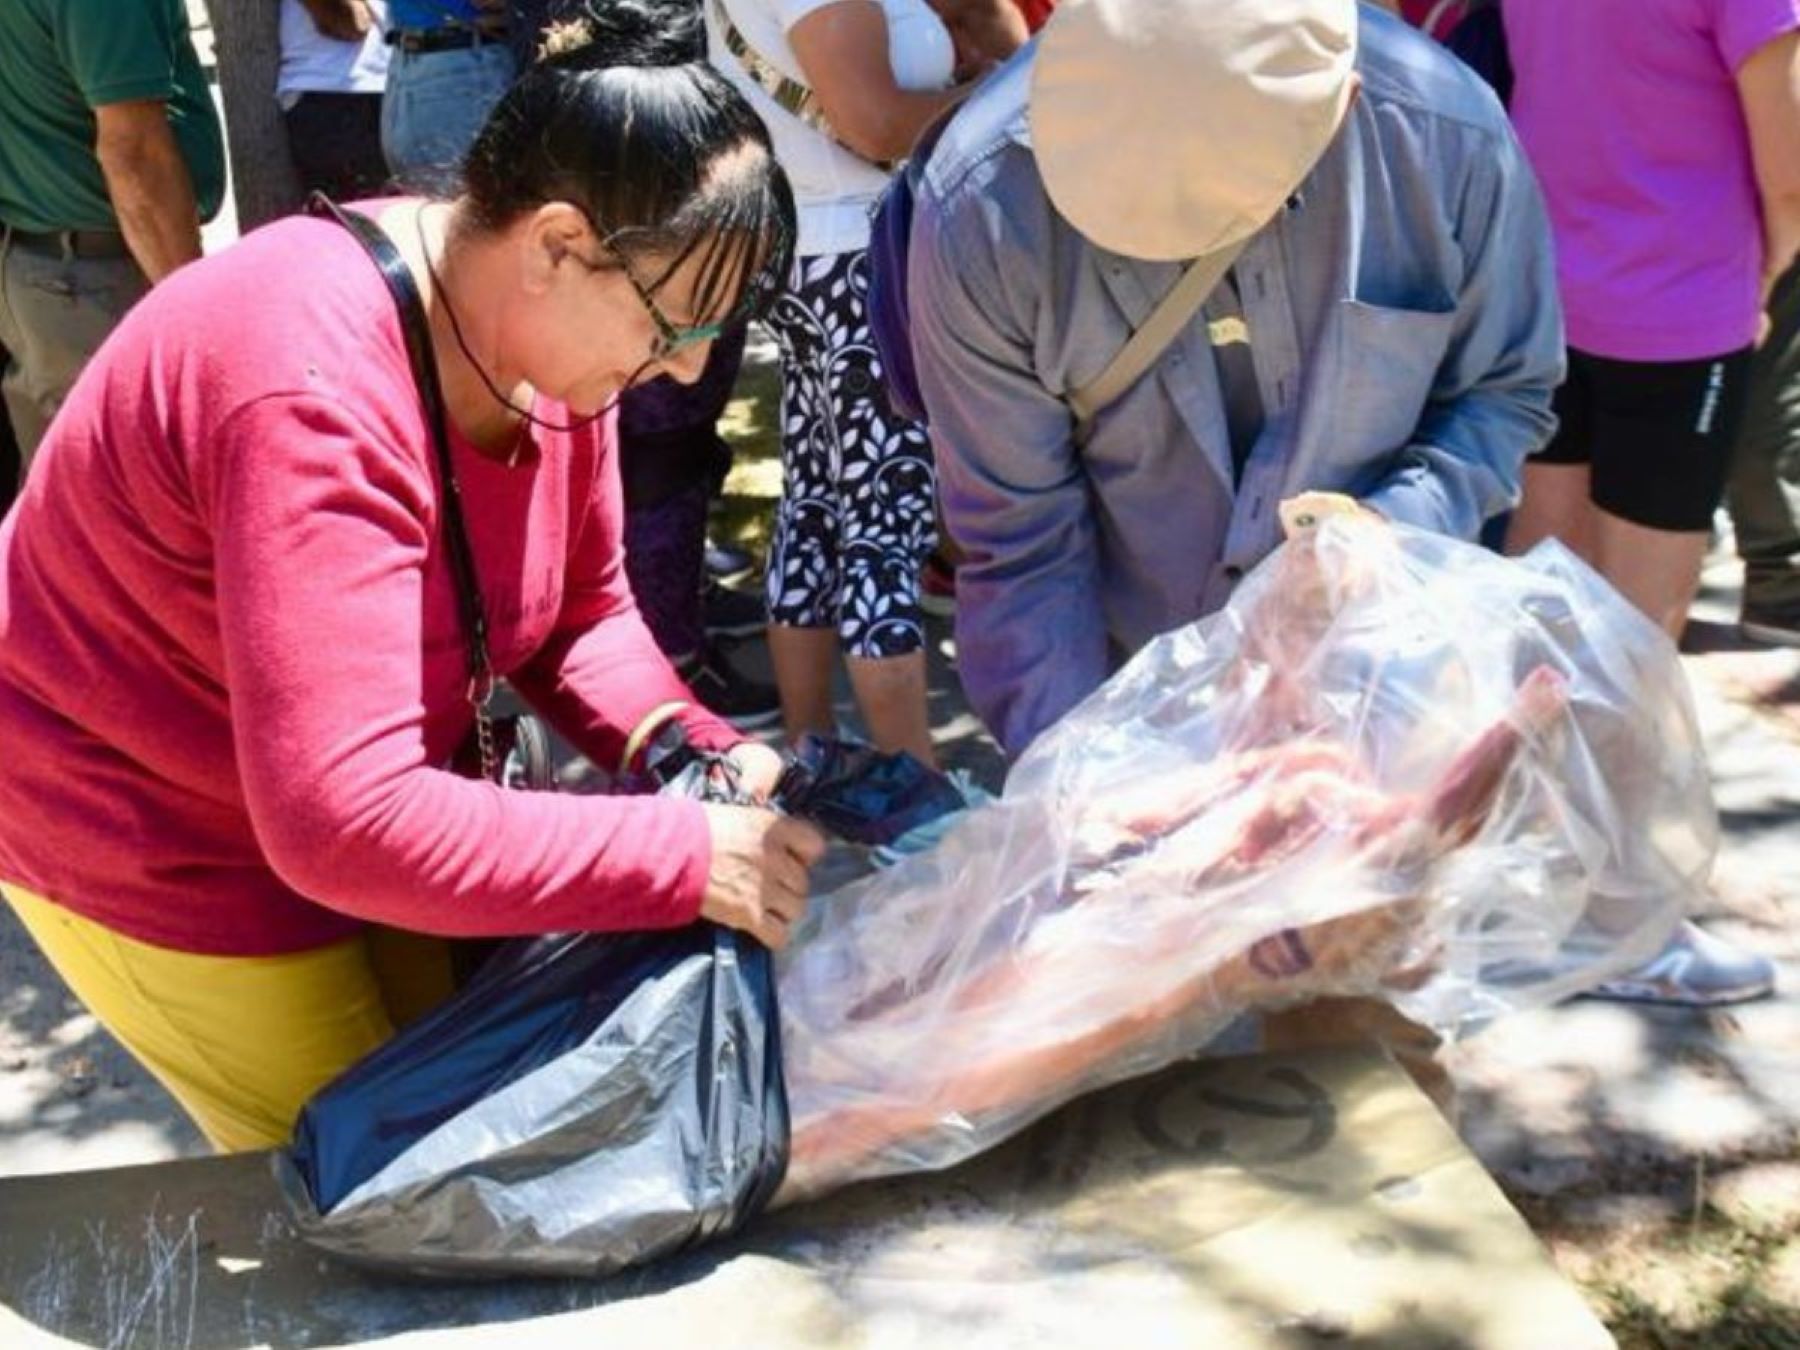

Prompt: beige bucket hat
xmin=1030 ymin=0 xmax=1359 ymax=261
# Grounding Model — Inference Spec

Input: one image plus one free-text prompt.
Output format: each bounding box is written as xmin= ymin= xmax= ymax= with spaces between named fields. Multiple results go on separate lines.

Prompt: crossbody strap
xmin=307 ymin=194 xmax=500 ymax=764
xmin=708 ymin=0 xmax=896 ymax=169
xmin=1067 ymin=237 xmax=1251 ymax=444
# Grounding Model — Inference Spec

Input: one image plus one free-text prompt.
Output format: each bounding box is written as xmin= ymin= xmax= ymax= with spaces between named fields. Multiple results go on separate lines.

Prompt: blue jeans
xmin=380 ymin=41 xmax=516 ymax=190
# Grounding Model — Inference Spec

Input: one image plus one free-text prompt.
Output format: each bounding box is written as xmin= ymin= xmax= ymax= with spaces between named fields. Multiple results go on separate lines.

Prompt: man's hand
xmin=93 ymin=100 xmax=202 ymax=284
xmin=300 ymin=0 xmax=373 ymax=42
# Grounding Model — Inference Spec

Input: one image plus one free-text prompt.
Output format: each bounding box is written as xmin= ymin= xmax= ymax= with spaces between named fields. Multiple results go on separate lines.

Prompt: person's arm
xmin=208 ymin=393 xmax=737 ymax=938
xmin=92 ymin=100 xmax=202 ymax=283
xmin=507 ymin=419 xmax=746 ymax=773
xmin=1737 ymin=28 xmax=1800 ymax=303
xmin=910 ymin=170 xmax=1108 ymax=758
xmin=1360 ymin=119 xmax=1564 ymax=535
xmin=299 ymin=0 xmax=373 ymax=42
xmin=925 ymin=0 xmax=1026 ymax=79
xmin=787 ymin=0 xmax=970 ymax=163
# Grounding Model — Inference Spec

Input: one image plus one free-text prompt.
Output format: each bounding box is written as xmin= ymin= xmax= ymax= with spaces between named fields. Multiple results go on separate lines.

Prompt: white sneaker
xmin=1585 ymin=921 xmax=1777 ymax=1008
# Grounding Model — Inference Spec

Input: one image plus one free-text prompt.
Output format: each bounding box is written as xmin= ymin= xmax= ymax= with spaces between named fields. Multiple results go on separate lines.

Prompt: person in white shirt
xmin=706 ymin=0 xmax=976 ymax=767
xmin=280 ymin=0 xmax=392 ymax=201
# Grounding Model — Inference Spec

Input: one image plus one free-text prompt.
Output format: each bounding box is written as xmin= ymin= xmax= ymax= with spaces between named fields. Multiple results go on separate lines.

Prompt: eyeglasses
xmin=613 ymin=249 xmax=729 ymax=362
xmin=565 ymin=208 xmax=729 ymax=362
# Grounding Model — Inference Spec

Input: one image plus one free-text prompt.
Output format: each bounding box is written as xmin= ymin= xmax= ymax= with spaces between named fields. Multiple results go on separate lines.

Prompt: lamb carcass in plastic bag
xmin=774 ymin=516 xmax=1714 ymax=1201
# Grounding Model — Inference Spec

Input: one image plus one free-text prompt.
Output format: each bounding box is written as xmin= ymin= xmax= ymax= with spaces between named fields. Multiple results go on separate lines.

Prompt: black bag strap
xmin=307 ymin=194 xmax=499 ymax=750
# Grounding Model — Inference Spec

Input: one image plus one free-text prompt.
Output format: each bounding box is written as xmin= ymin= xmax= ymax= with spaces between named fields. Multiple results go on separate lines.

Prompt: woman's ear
xmin=520 ymin=201 xmax=593 ymax=295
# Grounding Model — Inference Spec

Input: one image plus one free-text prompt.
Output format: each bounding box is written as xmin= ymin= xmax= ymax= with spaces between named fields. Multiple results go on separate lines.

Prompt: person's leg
xmin=0 ymin=239 xmax=148 ymax=466
xmin=1505 ymin=463 xmax=1597 ymax=559
xmin=624 ymin=482 xmax=711 ymax=662
xmin=1727 ymin=259 xmax=1800 ymax=639
xmin=361 ymin=924 xmax=458 ymax=1029
xmin=1586 ymin=348 xmax=1754 ymax=640
xmin=284 ymin=91 xmax=391 ymax=202
xmin=846 ymin=652 xmax=935 ymax=764
xmin=765 ymin=259 xmax=847 ymax=744
xmin=1591 ymin=511 xmax=1710 ymax=639
xmin=815 ymin=251 xmax=939 ymax=764
xmin=2 ymin=883 xmax=405 ymax=1151
xmin=1568 ymin=351 xmax=1774 ymax=1005
xmin=1505 ymin=350 xmax=1598 ymax=562
xmin=381 ymin=41 xmax=517 ymax=189
xmin=768 ymin=624 xmax=840 ymax=740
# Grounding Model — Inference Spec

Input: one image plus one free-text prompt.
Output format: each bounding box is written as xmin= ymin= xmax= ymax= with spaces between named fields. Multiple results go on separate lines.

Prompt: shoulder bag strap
xmin=306 ymin=193 xmax=500 ymax=770
xmin=1067 ymin=237 xmax=1251 ymax=445
xmin=708 ymin=0 xmax=898 ymax=169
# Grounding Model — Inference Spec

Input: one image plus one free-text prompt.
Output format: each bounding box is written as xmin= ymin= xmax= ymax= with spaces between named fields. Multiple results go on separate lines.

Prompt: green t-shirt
xmin=0 ymin=0 xmax=226 ymax=233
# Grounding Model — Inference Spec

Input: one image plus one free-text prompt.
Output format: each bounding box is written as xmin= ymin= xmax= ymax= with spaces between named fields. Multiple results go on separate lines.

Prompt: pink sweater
xmin=0 ymin=213 xmax=740 ymax=956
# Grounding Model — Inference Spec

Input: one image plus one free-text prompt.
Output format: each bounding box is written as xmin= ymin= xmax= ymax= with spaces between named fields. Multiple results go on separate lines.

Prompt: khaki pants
xmin=1728 ymin=257 xmax=1800 ymax=613
xmin=0 ymin=228 xmax=148 ymax=469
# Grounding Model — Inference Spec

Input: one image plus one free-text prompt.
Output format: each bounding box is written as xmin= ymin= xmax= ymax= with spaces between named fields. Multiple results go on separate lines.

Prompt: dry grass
xmin=713 ymin=352 xmax=785 ymax=563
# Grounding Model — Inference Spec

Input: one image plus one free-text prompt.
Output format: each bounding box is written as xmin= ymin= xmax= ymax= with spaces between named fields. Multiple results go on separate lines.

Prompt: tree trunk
xmin=200 ymin=0 xmax=304 ymax=231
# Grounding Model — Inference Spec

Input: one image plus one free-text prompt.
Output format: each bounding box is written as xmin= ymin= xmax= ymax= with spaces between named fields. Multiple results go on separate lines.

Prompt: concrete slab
xmin=0 ymin=1047 xmax=1610 ymax=1350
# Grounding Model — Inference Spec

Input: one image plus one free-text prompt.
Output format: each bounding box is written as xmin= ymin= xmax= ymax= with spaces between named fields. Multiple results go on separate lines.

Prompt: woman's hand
xmin=726 ymin=740 xmax=786 ymax=803
xmin=699 ymin=804 xmax=828 ymax=950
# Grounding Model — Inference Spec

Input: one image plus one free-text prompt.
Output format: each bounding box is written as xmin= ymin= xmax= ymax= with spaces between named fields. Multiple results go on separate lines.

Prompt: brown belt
xmin=4 ymin=226 xmax=131 ymax=260
xmin=384 ymin=24 xmax=506 ymax=54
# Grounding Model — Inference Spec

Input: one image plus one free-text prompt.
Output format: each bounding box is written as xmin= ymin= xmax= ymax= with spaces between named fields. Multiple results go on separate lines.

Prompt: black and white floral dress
xmin=764 ymin=249 xmax=937 ymax=658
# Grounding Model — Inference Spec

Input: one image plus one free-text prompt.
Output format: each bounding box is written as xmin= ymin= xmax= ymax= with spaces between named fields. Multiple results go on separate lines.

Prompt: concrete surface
xmin=0 ymin=1047 xmax=1611 ymax=1350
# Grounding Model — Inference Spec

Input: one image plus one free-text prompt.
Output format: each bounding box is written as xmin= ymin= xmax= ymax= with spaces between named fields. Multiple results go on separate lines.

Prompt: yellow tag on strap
xmin=1207 ymin=316 xmax=1251 ymax=347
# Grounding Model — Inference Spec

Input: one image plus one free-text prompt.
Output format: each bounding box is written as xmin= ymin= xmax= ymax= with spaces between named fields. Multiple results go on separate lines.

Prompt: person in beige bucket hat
xmin=902 ymin=0 xmax=1563 ymax=761
xmin=1029 ymin=0 xmax=1360 ymax=264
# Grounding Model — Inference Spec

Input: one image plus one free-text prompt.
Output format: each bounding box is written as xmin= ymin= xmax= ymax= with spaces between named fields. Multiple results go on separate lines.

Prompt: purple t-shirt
xmin=1505 ymin=0 xmax=1800 ymax=361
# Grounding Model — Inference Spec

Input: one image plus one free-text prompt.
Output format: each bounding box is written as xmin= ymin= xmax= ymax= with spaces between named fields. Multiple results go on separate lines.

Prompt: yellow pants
xmin=2 ymin=882 xmax=454 ymax=1153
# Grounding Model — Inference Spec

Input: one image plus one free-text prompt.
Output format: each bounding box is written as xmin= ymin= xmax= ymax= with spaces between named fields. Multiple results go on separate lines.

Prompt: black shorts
xmin=1532 ymin=345 xmax=1755 ymax=531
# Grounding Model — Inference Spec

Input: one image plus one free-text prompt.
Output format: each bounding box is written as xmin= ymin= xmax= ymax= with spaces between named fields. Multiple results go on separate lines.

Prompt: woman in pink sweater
xmin=0 ymin=20 xmax=823 ymax=1151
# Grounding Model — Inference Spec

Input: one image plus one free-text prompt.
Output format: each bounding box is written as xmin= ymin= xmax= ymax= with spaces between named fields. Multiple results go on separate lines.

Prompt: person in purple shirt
xmin=910 ymin=0 xmax=1561 ymax=762
xmin=1498 ymin=0 xmax=1799 ymax=1008
xmin=1502 ymin=1 xmax=1800 ymax=638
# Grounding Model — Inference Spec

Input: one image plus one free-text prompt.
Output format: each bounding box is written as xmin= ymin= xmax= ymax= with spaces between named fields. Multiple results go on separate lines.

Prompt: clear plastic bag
xmin=775 ymin=519 xmax=1714 ymax=1201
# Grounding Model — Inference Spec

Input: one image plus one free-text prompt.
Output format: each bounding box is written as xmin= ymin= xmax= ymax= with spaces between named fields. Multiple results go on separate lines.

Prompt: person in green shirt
xmin=0 ymin=0 xmax=225 ymax=474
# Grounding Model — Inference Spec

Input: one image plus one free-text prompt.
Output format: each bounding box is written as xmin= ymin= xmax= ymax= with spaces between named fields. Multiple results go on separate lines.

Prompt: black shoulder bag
xmin=308 ymin=193 xmax=551 ymax=790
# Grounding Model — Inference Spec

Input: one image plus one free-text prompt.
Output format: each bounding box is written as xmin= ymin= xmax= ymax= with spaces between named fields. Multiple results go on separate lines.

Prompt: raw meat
xmin=773 ymin=519 xmax=1713 ymax=1201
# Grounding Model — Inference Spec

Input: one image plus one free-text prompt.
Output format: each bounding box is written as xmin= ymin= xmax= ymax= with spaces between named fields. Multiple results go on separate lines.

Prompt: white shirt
xmin=278 ymin=0 xmax=392 ymax=108
xmin=706 ymin=0 xmax=955 ymax=257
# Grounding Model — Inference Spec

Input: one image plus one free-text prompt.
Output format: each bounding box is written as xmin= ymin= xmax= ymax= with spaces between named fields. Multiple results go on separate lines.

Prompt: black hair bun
xmin=535 ymin=0 xmax=705 ymax=70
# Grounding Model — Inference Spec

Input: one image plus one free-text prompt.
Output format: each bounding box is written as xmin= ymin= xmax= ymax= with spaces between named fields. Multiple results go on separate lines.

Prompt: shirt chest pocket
xmin=1327 ymin=298 xmax=1458 ymax=456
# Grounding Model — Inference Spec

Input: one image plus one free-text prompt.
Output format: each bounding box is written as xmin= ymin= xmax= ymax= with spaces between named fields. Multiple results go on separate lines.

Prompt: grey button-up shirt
xmin=910 ymin=6 xmax=1563 ymax=758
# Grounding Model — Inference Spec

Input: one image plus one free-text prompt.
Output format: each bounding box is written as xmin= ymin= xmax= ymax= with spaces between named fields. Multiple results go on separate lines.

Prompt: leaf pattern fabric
xmin=765 ymin=250 xmax=936 ymax=659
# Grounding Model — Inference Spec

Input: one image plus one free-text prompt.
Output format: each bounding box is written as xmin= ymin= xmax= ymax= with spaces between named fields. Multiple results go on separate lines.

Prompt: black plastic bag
xmin=277 ymin=737 xmax=964 ymax=1278
xmin=773 ymin=734 xmax=966 ymax=847
xmin=277 ymin=924 xmax=786 ymax=1277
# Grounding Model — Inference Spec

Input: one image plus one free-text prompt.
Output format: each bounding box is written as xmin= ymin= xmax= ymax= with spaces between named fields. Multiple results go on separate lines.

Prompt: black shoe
xmin=677 ymin=646 xmax=782 ymax=730
xmin=703 ymin=578 xmax=768 ymax=638
xmin=1740 ymin=602 xmax=1800 ymax=648
xmin=704 ymin=538 xmax=755 ymax=582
